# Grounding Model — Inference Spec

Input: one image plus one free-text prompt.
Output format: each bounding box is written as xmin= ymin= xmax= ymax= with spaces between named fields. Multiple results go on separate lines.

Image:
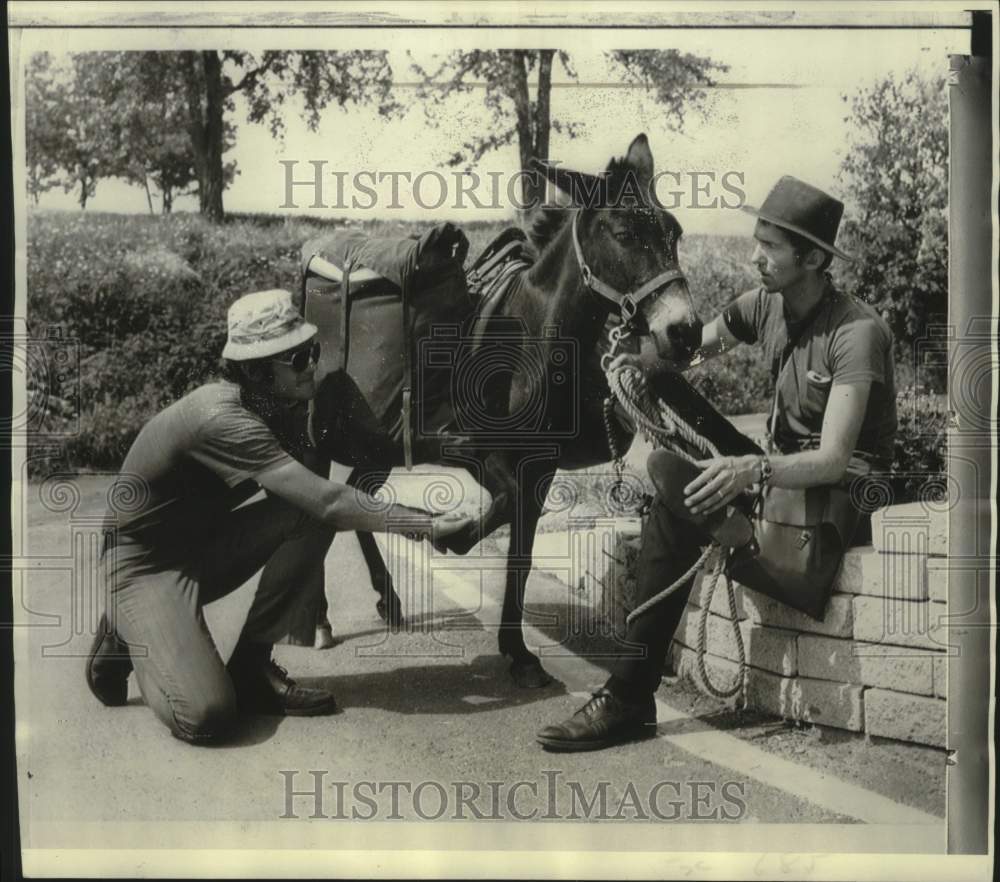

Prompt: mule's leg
xmin=497 ymin=458 xmax=558 ymax=688
xmin=346 ymin=468 xmax=405 ymax=628
xmin=356 ymin=531 xmax=404 ymax=628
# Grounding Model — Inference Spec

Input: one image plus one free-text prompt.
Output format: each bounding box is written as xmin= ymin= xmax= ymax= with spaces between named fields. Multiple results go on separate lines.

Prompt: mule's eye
xmin=610 ymin=223 xmax=632 ymax=243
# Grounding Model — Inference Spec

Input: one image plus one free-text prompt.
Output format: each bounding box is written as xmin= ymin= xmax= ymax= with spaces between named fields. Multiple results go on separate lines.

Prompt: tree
xmin=837 ymin=70 xmax=948 ymax=372
xmin=24 ymin=53 xmax=118 ymax=209
xmin=27 ymin=51 xmax=397 ymax=220
xmin=174 ymin=50 xmax=398 ymax=220
xmin=411 ymin=49 xmax=726 ymax=205
xmin=24 ymin=53 xmax=63 ymax=204
xmin=82 ymin=52 xmax=234 ymax=215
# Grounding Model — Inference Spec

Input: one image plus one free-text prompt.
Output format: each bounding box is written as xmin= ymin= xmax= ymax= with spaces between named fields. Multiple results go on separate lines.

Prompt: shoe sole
xmin=284 ymin=702 xmax=340 ymax=717
xmin=536 ymin=724 xmax=657 ymax=752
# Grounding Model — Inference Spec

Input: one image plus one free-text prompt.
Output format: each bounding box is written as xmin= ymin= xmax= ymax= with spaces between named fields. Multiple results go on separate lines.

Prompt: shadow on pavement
xmin=298 ymin=652 xmax=568 ymax=716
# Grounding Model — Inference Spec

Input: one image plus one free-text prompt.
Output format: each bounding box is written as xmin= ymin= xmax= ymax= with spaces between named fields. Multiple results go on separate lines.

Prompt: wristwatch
xmin=757 ymin=455 xmax=773 ymax=488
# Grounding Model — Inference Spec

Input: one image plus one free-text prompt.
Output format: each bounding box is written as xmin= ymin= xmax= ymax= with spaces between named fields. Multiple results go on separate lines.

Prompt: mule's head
xmin=534 ymin=134 xmax=702 ymax=365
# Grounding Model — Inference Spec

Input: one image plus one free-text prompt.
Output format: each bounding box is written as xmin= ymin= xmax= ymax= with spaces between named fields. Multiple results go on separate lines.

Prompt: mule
xmin=325 ymin=134 xmax=701 ymax=687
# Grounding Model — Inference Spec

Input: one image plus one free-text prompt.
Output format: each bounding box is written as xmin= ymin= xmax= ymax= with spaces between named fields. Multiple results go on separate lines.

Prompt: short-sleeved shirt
xmin=108 ymin=382 xmax=305 ymax=547
xmin=723 ymin=282 xmax=897 ymax=468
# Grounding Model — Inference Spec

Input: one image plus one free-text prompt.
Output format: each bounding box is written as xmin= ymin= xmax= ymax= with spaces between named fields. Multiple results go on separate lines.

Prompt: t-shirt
xmin=107 ymin=382 xmax=301 ymax=546
xmin=722 ymin=283 xmax=897 ymax=467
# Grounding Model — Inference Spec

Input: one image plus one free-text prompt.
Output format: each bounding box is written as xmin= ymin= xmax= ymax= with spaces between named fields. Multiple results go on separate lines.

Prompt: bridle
xmin=570 ymin=209 xmax=687 ymax=330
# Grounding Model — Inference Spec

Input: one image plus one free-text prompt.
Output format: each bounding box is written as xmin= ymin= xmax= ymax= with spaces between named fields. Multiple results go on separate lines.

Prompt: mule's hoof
xmin=376 ymin=598 xmax=405 ymax=630
xmin=510 ymin=660 xmax=555 ymax=689
xmin=313 ymin=624 xmax=339 ymax=651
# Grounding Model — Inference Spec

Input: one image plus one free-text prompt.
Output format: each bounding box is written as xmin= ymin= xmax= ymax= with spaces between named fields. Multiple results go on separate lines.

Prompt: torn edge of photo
xmin=4 ymin=2 xmax=997 ymax=881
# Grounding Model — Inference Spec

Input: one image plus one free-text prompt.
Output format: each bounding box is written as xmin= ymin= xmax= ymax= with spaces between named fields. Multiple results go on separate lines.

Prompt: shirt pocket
xmin=802 ymin=369 xmax=833 ymax=421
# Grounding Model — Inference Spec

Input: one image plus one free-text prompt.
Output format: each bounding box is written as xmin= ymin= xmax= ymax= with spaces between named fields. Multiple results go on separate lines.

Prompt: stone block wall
xmin=590 ymin=504 xmax=950 ymax=748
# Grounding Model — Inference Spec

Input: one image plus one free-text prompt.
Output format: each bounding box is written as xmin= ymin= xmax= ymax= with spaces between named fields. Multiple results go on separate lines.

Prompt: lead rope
xmin=602 ymin=333 xmax=747 ymax=704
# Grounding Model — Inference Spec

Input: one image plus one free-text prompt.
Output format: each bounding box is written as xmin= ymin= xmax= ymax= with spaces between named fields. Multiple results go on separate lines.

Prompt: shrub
xmin=837 ymin=70 xmax=948 ymax=390
xmin=890 ymin=387 xmax=948 ymax=503
xmin=26 ymin=211 xmax=943 ymax=489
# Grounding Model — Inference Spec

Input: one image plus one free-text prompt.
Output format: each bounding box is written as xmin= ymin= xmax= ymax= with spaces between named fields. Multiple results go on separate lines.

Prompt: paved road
xmin=13 ymin=475 xmax=946 ymax=864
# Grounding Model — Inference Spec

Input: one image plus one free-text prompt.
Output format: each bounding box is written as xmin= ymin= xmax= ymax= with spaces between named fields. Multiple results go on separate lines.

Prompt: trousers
xmin=105 ymin=495 xmax=336 ymax=742
xmin=608 ymin=453 xmax=754 ymax=697
xmin=607 ymin=368 xmax=766 ymax=698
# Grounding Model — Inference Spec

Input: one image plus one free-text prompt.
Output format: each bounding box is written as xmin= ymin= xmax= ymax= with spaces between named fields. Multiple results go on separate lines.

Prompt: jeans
xmin=105 ymin=496 xmax=335 ymax=742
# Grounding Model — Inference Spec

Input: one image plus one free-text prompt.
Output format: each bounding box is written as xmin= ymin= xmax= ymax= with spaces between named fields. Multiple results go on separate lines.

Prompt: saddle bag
xmin=300 ymin=223 xmax=473 ymax=465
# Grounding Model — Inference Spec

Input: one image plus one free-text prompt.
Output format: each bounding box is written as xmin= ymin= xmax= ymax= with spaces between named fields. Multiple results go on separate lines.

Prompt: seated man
xmin=537 ymin=176 xmax=897 ymax=751
xmin=85 ymin=289 xmax=472 ymax=745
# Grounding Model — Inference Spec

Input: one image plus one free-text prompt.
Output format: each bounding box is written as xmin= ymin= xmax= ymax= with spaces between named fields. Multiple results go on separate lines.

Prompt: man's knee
xmin=646 ymin=449 xmax=700 ymax=518
xmin=170 ymin=689 xmax=238 ymax=745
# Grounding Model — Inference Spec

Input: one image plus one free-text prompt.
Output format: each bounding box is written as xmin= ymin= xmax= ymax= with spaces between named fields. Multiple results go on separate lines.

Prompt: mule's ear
xmin=624 ymin=134 xmax=654 ymax=185
xmin=531 ymin=159 xmax=606 ymax=206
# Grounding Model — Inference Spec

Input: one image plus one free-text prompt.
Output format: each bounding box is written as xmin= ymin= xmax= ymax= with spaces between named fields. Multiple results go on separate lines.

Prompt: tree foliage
xmin=171 ymin=50 xmax=397 ymax=220
xmin=837 ymin=70 xmax=948 ymax=372
xmin=24 ymin=53 xmax=119 ymax=209
xmin=411 ymin=49 xmax=726 ymax=204
xmin=25 ymin=50 xmax=397 ymax=220
xmin=24 ymin=53 xmax=63 ymax=203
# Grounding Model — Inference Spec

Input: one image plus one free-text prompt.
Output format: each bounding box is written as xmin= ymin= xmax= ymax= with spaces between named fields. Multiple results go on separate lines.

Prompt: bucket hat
xmin=222 ymin=289 xmax=318 ymax=361
xmin=742 ymin=176 xmax=853 ymax=261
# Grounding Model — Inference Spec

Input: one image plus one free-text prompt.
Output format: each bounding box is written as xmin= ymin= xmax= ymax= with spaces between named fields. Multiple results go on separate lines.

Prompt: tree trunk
xmin=181 ymin=51 xmax=226 ymax=222
xmin=533 ymin=50 xmax=554 ymax=164
xmin=508 ymin=51 xmax=541 ymax=208
xmin=162 ymin=186 xmax=173 ymax=215
xmin=142 ymin=174 xmax=154 ymax=215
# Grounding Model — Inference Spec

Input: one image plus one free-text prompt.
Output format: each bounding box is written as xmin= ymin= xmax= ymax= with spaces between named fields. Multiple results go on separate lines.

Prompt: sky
xmin=24 ymin=25 xmax=967 ymax=236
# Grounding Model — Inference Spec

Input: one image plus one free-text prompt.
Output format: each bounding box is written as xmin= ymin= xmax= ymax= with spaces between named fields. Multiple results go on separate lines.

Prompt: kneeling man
xmin=86 ymin=289 xmax=471 ymax=744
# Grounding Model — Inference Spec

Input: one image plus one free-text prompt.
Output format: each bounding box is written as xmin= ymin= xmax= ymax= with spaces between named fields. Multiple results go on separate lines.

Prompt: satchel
xmin=728 ymin=481 xmax=862 ymax=620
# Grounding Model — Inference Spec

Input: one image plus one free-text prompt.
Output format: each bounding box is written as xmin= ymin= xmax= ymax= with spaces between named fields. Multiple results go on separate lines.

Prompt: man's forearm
xmin=324 ymin=488 xmax=434 ymax=537
xmin=764 ymin=449 xmax=848 ymax=489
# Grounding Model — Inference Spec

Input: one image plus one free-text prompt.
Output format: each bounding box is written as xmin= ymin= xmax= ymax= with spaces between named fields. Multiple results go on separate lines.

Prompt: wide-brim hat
xmin=741 ymin=175 xmax=853 ymax=262
xmin=222 ymin=289 xmax=318 ymax=361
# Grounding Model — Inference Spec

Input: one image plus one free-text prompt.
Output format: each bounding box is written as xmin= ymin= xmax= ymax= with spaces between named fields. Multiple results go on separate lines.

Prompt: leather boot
xmin=85 ymin=613 xmax=133 ymax=707
xmin=536 ymin=688 xmax=657 ymax=751
xmin=227 ymin=641 xmax=337 ymax=716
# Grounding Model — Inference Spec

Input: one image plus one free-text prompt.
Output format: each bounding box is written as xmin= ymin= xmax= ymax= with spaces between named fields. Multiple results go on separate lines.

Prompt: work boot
xmin=536 ymin=688 xmax=657 ymax=752
xmin=227 ymin=641 xmax=338 ymax=716
xmin=85 ymin=613 xmax=133 ymax=707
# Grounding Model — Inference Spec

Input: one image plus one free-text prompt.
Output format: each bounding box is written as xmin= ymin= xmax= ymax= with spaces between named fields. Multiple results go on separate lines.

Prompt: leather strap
xmin=339 ymin=258 xmax=354 ymax=373
xmin=401 ymin=269 xmax=413 ymax=471
xmin=767 ymin=292 xmax=829 ymax=453
xmin=571 ymin=210 xmax=686 ymax=324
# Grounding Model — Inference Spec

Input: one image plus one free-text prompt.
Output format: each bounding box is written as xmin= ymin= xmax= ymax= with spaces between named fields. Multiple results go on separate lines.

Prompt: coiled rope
xmin=603 ymin=361 xmax=747 ymax=703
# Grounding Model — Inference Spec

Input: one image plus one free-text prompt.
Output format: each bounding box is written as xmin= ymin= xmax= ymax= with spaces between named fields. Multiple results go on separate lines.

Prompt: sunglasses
xmin=272 ymin=341 xmax=321 ymax=372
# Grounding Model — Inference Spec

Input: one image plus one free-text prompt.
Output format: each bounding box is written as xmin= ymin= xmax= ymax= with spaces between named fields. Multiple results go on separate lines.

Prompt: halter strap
xmin=571 ymin=210 xmax=687 ymax=324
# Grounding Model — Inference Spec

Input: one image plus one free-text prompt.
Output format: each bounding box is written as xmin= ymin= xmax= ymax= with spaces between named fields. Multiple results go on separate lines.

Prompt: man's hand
xmin=429 ymin=510 xmax=477 ymax=553
xmin=684 ymin=454 xmax=759 ymax=515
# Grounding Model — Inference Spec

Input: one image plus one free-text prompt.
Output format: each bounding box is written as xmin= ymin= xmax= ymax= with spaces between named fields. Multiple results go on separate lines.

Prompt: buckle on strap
xmin=621 ymin=295 xmax=638 ymax=322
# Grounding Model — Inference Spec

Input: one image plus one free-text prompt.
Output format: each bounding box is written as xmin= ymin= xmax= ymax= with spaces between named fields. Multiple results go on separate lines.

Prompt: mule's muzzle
xmin=667 ymin=316 xmax=703 ymax=364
